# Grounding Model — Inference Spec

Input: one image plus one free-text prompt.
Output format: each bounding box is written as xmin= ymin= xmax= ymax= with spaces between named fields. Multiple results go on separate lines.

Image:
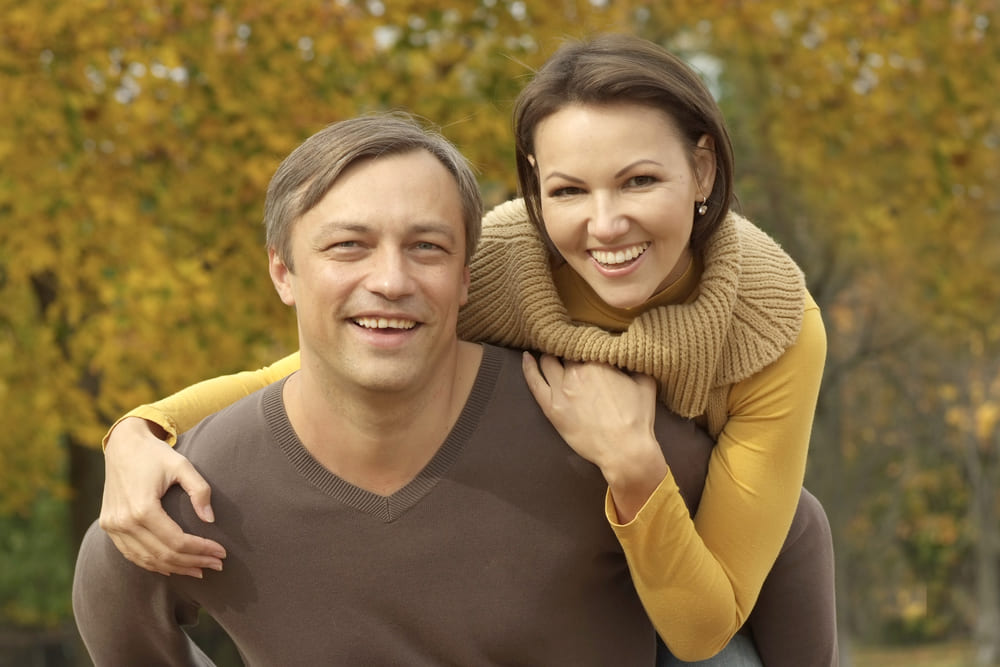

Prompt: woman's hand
xmin=99 ymin=417 xmax=226 ymax=577
xmin=521 ymin=352 xmax=668 ymax=522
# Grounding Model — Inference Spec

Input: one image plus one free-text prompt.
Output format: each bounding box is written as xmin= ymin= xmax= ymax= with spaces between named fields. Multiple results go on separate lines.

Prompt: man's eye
xmin=415 ymin=241 xmax=444 ymax=251
xmin=321 ymin=240 xmax=364 ymax=254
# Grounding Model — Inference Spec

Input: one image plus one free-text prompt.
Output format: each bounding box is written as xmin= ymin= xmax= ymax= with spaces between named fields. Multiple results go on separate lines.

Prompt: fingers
xmin=521 ymin=352 xmax=545 ymax=406
xmin=100 ymin=428 xmax=227 ymax=577
xmin=101 ymin=503 xmax=226 ymax=577
xmin=521 ymin=352 xmax=564 ymax=405
xmin=175 ymin=460 xmax=216 ymax=524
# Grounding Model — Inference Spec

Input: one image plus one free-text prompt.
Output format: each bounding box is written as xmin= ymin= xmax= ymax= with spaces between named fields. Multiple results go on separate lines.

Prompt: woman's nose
xmin=587 ymin=196 xmax=630 ymax=242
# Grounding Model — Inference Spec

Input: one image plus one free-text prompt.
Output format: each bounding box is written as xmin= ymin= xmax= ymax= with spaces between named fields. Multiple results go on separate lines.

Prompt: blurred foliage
xmin=1 ymin=0 xmax=999 ymax=659
xmin=0 ymin=493 xmax=73 ymax=626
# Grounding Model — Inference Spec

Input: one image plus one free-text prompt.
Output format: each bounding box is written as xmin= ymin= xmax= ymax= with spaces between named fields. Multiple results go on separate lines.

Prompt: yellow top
xmin=111 ymin=199 xmax=825 ymax=661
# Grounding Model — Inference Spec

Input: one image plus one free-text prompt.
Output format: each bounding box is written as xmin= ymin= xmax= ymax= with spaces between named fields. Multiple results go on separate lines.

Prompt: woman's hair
xmin=513 ymin=34 xmax=734 ymax=252
xmin=264 ymin=112 xmax=483 ymax=270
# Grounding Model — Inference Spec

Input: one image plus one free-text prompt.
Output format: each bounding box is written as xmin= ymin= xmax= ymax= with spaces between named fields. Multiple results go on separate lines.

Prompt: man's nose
xmin=364 ymin=249 xmax=415 ymax=299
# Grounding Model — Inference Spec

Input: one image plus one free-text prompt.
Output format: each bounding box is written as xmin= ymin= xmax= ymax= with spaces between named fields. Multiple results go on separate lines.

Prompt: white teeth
xmin=590 ymin=242 xmax=650 ymax=266
xmin=354 ymin=317 xmax=416 ymax=330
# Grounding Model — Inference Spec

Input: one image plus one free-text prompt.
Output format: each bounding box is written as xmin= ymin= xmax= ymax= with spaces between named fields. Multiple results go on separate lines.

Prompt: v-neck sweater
xmin=77 ymin=344 xmax=717 ymax=666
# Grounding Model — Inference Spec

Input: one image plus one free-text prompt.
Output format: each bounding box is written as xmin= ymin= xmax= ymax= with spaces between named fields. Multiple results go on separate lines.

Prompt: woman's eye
xmin=550 ymin=186 xmax=584 ymax=197
xmin=626 ymin=175 xmax=657 ymax=187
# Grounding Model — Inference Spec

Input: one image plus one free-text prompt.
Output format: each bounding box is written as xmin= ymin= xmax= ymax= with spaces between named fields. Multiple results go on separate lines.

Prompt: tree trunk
xmin=970 ymin=434 xmax=1000 ymax=666
xmin=68 ymin=438 xmax=104 ymax=551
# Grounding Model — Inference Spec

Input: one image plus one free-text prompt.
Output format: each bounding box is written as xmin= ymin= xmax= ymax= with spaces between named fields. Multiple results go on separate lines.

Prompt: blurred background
xmin=1 ymin=1 xmax=998 ymax=665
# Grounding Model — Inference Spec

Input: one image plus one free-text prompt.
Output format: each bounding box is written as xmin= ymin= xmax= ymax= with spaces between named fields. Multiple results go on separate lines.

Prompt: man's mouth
xmin=353 ymin=317 xmax=417 ymax=330
xmin=589 ymin=242 xmax=650 ymax=268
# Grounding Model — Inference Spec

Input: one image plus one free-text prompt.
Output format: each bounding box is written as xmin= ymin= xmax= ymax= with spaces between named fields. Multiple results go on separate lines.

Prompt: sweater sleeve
xmin=73 ymin=521 xmax=214 ymax=665
xmin=101 ymin=351 xmax=301 ymax=448
xmin=609 ymin=295 xmax=826 ymax=660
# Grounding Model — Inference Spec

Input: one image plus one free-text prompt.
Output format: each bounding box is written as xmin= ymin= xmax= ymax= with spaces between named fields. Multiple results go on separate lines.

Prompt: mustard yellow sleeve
xmin=102 ymin=352 xmax=301 ymax=448
xmin=609 ymin=294 xmax=826 ymax=660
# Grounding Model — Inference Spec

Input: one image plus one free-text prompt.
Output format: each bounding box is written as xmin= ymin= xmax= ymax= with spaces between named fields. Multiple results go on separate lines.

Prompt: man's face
xmin=270 ymin=149 xmax=470 ymax=399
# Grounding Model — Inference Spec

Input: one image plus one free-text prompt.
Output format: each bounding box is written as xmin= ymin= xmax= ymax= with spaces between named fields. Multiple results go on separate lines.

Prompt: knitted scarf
xmin=457 ymin=199 xmax=806 ymax=438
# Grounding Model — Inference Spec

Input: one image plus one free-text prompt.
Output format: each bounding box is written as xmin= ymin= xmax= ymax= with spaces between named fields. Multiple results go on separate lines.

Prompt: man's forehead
xmin=295 ymin=152 xmax=465 ymax=240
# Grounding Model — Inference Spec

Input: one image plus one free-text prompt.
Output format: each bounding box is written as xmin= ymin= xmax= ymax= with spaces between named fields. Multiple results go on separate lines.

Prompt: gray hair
xmin=265 ymin=113 xmax=483 ymax=270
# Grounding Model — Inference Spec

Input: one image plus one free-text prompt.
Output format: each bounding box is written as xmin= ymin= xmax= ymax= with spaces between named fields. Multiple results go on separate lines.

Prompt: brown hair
xmin=265 ymin=112 xmax=483 ymax=270
xmin=513 ymin=34 xmax=734 ymax=252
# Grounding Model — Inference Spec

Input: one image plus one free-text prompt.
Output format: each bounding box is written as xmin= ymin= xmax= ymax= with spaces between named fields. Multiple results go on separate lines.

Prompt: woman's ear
xmin=694 ymin=135 xmax=717 ymax=198
xmin=527 ymin=154 xmax=536 ymax=168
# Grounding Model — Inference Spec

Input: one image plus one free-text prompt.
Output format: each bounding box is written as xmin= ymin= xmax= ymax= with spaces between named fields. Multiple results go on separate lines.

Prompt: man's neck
xmin=283 ymin=341 xmax=483 ymax=496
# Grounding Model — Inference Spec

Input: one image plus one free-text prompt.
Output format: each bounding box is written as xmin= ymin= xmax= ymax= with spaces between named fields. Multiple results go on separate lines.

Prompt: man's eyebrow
xmin=410 ymin=223 xmax=458 ymax=239
xmin=314 ymin=221 xmax=369 ymax=235
xmin=312 ymin=221 xmax=457 ymax=239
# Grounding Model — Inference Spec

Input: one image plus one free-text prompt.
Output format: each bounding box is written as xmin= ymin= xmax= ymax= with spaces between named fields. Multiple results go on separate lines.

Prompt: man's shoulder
xmin=476 ymin=344 xmax=534 ymax=397
xmin=165 ymin=381 xmax=286 ymax=537
xmin=480 ymin=342 xmax=524 ymax=364
xmin=175 ymin=380 xmax=283 ymax=457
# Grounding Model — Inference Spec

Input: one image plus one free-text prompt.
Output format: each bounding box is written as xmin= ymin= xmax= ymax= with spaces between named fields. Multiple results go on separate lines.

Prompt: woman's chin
xmin=591 ymin=286 xmax=651 ymax=311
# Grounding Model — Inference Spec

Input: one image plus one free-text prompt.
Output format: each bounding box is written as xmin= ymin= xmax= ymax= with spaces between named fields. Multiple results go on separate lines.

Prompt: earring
xmin=697 ymin=198 xmax=708 ymax=216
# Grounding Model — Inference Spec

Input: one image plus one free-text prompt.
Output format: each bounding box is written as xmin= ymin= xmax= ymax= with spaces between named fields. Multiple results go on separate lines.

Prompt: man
xmin=73 ymin=115 xmax=717 ymax=665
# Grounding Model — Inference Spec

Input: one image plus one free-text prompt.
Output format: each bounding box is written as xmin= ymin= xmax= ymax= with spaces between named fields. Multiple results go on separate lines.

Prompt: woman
xmin=100 ymin=35 xmax=836 ymax=665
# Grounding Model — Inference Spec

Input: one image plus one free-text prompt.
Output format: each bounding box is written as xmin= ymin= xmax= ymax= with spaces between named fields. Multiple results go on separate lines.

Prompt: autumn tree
xmin=3 ymin=0 xmax=998 ymax=662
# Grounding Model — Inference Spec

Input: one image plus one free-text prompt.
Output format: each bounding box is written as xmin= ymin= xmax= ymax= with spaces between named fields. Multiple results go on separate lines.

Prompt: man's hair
xmin=513 ymin=33 xmax=735 ymax=253
xmin=265 ymin=113 xmax=483 ymax=270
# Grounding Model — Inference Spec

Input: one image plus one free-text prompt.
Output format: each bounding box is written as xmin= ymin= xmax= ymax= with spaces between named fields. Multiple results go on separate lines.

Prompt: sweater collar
xmin=457 ymin=199 xmax=805 ymax=418
xmin=552 ymin=253 xmax=702 ymax=333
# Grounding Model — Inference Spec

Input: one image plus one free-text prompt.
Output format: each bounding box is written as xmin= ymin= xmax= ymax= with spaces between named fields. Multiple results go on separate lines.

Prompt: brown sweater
xmin=74 ymin=345 xmax=714 ymax=666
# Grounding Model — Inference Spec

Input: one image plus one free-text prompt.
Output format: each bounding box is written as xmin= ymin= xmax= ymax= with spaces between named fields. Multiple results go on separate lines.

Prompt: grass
xmin=851 ymin=641 xmax=977 ymax=667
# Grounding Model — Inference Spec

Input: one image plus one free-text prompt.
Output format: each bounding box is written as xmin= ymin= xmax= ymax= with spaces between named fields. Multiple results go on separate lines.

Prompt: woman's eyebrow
xmin=614 ymin=159 xmax=663 ymax=178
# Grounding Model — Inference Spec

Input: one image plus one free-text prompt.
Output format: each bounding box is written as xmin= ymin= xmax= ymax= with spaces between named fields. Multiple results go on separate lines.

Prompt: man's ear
xmin=694 ymin=134 xmax=717 ymax=198
xmin=269 ymin=247 xmax=296 ymax=306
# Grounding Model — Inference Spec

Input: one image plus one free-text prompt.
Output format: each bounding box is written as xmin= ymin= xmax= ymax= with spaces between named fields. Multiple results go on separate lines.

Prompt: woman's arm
xmin=99 ymin=352 xmax=301 ymax=576
xmin=614 ymin=302 xmax=826 ymax=659
xmin=524 ymin=301 xmax=826 ymax=661
xmin=102 ymin=351 xmax=302 ymax=447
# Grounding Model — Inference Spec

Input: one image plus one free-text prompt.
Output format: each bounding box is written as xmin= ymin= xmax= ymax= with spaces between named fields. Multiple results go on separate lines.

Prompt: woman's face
xmin=533 ymin=103 xmax=715 ymax=309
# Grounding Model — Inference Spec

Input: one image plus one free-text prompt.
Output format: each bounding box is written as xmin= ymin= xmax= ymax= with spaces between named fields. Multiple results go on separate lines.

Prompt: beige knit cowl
xmin=457 ymin=199 xmax=806 ymax=438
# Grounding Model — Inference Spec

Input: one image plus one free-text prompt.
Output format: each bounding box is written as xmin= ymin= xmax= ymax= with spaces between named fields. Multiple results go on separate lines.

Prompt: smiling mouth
xmin=589 ymin=242 xmax=650 ymax=268
xmin=353 ymin=317 xmax=417 ymax=330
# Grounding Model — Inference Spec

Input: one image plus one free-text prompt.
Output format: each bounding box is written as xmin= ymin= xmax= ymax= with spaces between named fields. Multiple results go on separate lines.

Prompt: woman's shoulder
xmin=707 ymin=212 xmax=809 ymax=386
